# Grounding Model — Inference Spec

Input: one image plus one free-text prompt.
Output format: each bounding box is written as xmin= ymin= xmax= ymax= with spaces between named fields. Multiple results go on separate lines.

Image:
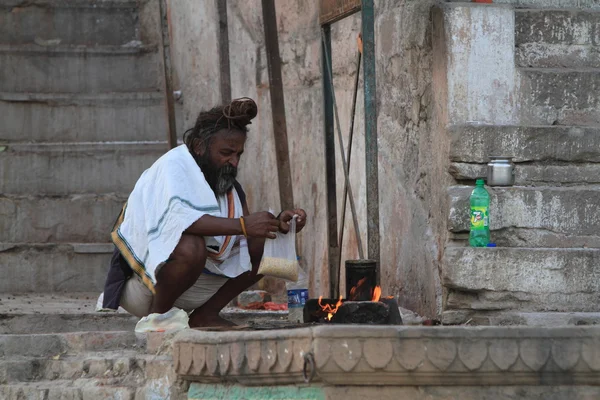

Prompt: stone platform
xmin=174 ymin=325 xmax=600 ymax=399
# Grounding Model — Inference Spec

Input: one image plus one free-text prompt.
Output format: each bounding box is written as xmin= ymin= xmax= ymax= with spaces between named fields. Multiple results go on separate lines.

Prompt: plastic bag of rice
xmin=257 ymin=216 xmax=299 ymax=281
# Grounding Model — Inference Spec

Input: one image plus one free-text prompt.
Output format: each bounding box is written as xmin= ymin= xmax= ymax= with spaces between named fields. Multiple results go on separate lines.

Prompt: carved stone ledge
xmin=173 ymin=325 xmax=600 ymax=386
xmin=173 ymin=328 xmax=314 ymax=385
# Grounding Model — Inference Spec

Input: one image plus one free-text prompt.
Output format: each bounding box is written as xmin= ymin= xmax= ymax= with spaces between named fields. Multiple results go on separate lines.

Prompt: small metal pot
xmin=487 ymin=157 xmax=515 ymax=186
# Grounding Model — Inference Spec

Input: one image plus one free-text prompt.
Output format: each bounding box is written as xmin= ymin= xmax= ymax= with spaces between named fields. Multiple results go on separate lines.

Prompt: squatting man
xmin=101 ymin=97 xmax=307 ymax=327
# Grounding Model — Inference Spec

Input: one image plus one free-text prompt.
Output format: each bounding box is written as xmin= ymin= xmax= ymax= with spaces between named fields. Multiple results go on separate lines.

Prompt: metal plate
xmin=319 ymin=0 xmax=361 ymax=25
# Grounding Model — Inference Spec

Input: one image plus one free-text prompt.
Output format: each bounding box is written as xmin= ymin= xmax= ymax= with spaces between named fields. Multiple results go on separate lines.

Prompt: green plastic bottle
xmin=469 ymin=179 xmax=490 ymax=247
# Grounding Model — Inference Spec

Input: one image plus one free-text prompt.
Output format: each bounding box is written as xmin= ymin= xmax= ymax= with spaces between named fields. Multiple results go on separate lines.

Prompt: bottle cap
xmin=476 ymin=179 xmax=485 ymax=186
xmin=487 ymin=243 xmax=497 ymax=247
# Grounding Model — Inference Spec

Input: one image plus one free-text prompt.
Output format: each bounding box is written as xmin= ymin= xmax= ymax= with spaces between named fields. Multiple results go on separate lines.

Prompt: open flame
xmin=372 ymin=286 xmax=381 ymax=302
xmin=318 ymin=283 xmax=383 ymax=321
xmin=318 ymin=295 xmax=343 ymax=321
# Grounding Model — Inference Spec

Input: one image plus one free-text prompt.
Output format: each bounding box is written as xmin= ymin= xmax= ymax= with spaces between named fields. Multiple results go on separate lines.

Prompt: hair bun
xmin=223 ymin=97 xmax=258 ymax=126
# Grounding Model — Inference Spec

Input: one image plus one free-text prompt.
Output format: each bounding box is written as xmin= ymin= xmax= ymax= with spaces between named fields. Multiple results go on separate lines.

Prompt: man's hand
xmin=277 ymin=209 xmax=307 ymax=234
xmin=243 ymin=211 xmax=280 ymax=239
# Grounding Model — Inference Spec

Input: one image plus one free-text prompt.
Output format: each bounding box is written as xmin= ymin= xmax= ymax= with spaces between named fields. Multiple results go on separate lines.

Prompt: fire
xmin=372 ymin=286 xmax=381 ymax=302
xmin=348 ymin=277 xmax=367 ymax=300
xmin=318 ymin=295 xmax=343 ymax=321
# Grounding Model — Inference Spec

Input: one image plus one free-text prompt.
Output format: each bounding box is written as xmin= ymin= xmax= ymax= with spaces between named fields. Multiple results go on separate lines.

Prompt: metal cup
xmin=487 ymin=156 xmax=515 ymax=186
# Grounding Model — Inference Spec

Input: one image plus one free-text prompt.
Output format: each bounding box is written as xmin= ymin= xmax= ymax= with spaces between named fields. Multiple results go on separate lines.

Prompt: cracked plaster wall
xmin=167 ymin=0 xmax=447 ymax=318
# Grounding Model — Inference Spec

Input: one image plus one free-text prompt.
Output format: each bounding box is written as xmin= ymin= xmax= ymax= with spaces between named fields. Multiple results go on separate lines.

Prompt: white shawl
xmin=112 ymin=144 xmax=251 ymax=292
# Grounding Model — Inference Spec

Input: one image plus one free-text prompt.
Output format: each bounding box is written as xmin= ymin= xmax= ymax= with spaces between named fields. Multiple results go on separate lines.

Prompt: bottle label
xmin=470 ymin=206 xmax=489 ymax=230
xmin=287 ymin=289 xmax=308 ymax=309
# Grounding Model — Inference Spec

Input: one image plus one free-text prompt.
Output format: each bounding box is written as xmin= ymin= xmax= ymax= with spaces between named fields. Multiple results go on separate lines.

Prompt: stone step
xmin=0 ymin=313 xmax=138 ymax=335
xmin=0 ymin=243 xmax=112 ymax=293
xmin=0 ymin=44 xmax=160 ymax=93
xmin=0 ymin=380 xmax=137 ymax=399
xmin=0 ymin=331 xmax=143 ymax=358
xmin=448 ymin=185 xmax=600 ymax=247
xmin=0 ymin=142 xmax=167 ymax=195
xmin=442 ymin=310 xmax=600 ymax=326
xmin=443 ymin=247 xmax=600 ymax=312
xmin=0 ymin=92 xmax=181 ymax=143
xmin=450 ymin=162 xmax=600 ymax=186
xmin=450 ymin=125 xmax=600 ymax=164
xmin=0 ymin=293 xmax=136 ymax=334
xmin=489 ymin=0 xmax=600 ymax=8
xmin=448 ymin=125 xmax=600 ymax=185
xmin=515 ymin=10 xmax=600 ymax=68
xmin=0 ymin=352 xmax=171 ymax=383
xmin=1 ymin=195 xmax=124 ymax=243
xmin=0 ymin=0 xmax=139 ymax=46
xmin=520 ymin=68 xmax=600 ymax=126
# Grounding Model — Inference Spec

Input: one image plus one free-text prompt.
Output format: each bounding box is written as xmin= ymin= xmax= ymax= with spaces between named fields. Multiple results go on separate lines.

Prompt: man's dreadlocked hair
xmin=183 ymin=97 xmax=258 ymax=152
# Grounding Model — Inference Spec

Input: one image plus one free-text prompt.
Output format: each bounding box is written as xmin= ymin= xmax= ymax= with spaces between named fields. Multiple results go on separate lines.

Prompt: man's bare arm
xmin=184 ymin=215 xmax=243 ymax=237
xmin=185 ymin=212 xmax=279 ymax=239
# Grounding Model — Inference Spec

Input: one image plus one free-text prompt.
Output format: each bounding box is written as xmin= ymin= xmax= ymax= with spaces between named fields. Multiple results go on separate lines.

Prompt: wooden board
xmin=319 ymin=0 xmax=361 ymax=25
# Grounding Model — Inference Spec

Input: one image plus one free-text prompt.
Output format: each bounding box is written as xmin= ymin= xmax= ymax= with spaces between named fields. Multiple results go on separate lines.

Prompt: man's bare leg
xmin=189 ymin=237 xmax=265 ymax=327
xmin=188 ymin=269 xmax=262 ymax=327
xmin=150 ymin=235 xmax=207 ymax=314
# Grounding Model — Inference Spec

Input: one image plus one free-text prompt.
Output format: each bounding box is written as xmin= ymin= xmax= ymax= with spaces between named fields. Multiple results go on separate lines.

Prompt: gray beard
xmin=192 ymin=150 xmax=237 ymax=196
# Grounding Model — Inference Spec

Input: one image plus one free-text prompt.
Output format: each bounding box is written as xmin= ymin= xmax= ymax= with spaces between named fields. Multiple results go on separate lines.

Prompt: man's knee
xmin=171 ymin=234 xmax=207 ymax=270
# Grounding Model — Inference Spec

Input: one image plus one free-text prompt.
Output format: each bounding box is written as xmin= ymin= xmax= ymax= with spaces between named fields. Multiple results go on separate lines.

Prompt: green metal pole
xmin=361 ymin=0 xmax=380 ymax=282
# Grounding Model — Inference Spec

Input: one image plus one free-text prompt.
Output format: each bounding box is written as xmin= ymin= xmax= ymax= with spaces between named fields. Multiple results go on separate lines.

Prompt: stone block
xmin=0 ymin=0 xmax=139 ymax=46
xmin=516 ymin=10 xmax=600 ymax=46
xmin=0 ymin=244 xmax=111 ymax=293
xmin=0 ymin=195 xmax=124 ymax=243
xmin=448 ymin=185 xmax=600 ymax=238
xmin=449 ymin=125 xmax=600 ymax=163
xmin=0 ymin=333 xmax=66 ymax=357
xmin=236 ymin=290 xmax=272 ymax=309
xmin=441 ymin=4 xmax=519 ymax=125
xmin=450 ymin=162 xmax=600 ymax=186
xmin=0 ymin=92 xmax=181 ymax=143
xmin=521 ymin=69 xmax=600 ymax=126
xmin=443 ymin=247 xmax=600 ymax=311
xmin=0 ymin=142 xmax=166 ymax=195
xmin=0 ymin=45 xmax=160 ymax=93
xmin=492 ymin=0 xmax=600 ymax=8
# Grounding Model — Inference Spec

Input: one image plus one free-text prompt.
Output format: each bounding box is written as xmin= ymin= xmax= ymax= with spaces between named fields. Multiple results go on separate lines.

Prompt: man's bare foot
xmin=189 ymin=312 xmax=236 ymax=328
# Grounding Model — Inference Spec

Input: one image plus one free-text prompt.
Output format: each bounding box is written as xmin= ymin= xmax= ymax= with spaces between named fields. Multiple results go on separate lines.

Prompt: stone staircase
xmin=442 ymin=6 xmax=600 ymax=325
xmin=0 ymin=328 xmax=180 ymax=399
xmin=0 ymin=0 xmax=183 ymax=397
xmin=0 ymin=0 xmax=170 ymax=293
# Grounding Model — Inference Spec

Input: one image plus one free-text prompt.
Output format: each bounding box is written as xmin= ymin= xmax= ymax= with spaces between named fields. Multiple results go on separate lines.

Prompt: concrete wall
xmin=167 ymin=0 xmax=445 ymax=317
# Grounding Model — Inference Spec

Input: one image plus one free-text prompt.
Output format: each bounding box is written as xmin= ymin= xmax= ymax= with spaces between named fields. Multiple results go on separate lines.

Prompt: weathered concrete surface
xmin=176 ymin=325 xmax=600 ymax=386
xmin=450 ymin=162 xmax=600 ymax=186
xmin=516 ymin=10 xmax=600 ymax=68
xmin=0 ymin=45 xmax=161 ymax=93
xmin=442 ymin=4 xmax=519 ymax=125
xmin=0 ymin=331 xmax=142 ymax=357
xmin=448 ymin=185 xmax=600 ymax=237
xmin=442 ymin=309 xmax=600 ymax=326
xmin=521 ymin=69 xmax=600 ymax=126
xmin=169 ymin=0 xmax=445 ymax=317
xmin=0 ymin=0 xmax=139 ymax=46
xmin=491 ymin=0 xmax=600 ymax=7
xmin=0 ymin=244 xmax=111 ymax=293
xmin=0 ymin=142 xmax=166 ymax=195
xmin=0 ymin=194 xmax=124 ymax=243
xmin=0 ymin=92 xmax=181 ymax=143
xmin=450 ymin=125 xmax=600 ymax=163
xmin=444 ymin=247 xmax=600 ymax=311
